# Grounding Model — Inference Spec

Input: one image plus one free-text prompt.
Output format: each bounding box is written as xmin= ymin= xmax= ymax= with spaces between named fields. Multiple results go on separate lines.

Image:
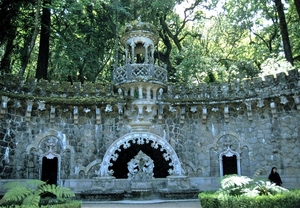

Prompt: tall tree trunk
xmin=0 ymin=0 xmax=19 ymax=73
xmin=274 ymin=0 xmax=294 ymax=65
xmin=0 ymin=38 xmax=14 ymax=73
xmin=36 ymin=0 xmax=50 ymax=80
xmin=19 ymin=0 xmax=41 ymax=76
xmin=294 ymin=0 xmax=300 ymax=19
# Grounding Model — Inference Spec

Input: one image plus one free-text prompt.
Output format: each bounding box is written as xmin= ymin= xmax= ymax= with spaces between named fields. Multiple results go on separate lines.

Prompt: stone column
xmin=130 ymin=86 xmax=135 ymax=97
xmin=138 ymin=85 xmax=143 ymax=99
xmin=130 ymin=42 xmax=135 ymax=64
xmin=146 ymin=86 xmax=151 ymax=100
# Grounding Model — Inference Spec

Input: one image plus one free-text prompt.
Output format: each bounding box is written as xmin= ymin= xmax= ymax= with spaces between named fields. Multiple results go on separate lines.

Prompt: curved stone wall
xmin=0 ymin=69 xmax=300 ymax=192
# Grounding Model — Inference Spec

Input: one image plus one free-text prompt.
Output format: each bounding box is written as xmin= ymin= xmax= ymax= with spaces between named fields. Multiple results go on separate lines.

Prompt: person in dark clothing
xmin=268 ymin=167 xmax=282 ymax=186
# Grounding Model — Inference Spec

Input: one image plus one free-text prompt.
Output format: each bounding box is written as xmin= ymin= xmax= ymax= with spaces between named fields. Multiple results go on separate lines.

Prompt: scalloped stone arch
xmin=219 ymin=147 xmax=241 ymax=176
xmin=213 ymin=131 xmax=247 ymax=177
xmin=213 ymin=131 xmax=241 ymax=150
xmin=212 ymin=130 xmax=253 ymax=153
xmin=100 ymin=132 xmax=183 ymax=177
xmin=26 ymin=129 xmax=74 ymax=154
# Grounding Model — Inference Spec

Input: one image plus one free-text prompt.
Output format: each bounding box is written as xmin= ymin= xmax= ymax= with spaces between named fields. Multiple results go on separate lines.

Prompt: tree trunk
xmin=294 ymin=0 xmax=300 ymax=19
xmin=274 ymin=0 xmax=294 ymax=65
xmin=0 ymin=0 xmax=19 ymax=73
xmin=36 ymin=0 xmax=51 ymax=80
xmin=19 ymin=0 xmax=41 ymax=76
xmin=0 ymin=38 xmax=14 ymax=73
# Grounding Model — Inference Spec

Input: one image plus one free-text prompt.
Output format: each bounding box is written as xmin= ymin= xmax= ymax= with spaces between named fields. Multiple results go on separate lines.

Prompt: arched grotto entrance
xmin=111 ymin=140 xmax=172 ymax=178
xmin=98 ymin=132 xmax=184 ymax=177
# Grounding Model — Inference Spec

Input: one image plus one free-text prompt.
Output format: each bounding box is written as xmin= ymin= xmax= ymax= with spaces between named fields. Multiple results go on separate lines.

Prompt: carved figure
xmin=127 ymin=151 xmax=154 ymax=181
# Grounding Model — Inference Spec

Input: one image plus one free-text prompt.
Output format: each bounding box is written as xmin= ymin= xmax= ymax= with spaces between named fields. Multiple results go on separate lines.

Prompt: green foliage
xmin=0 ymin=200 xmax=82 ymax=208
xmin=217 ymin=175 xmax=253 ymax=196
xmin=199 ymin=175 xmax=300 ymax=208
xmin=0 ymin=180 xmax=78 ymax=208
xmin=1 ymin=0 xmax=299 ymax=82
xmin=259 ymin=56 xmax=295 ymax=78
xmin=199 ymin=190 xmax=300 ymax=208
xmin=216 ymin=175 xmax=289 ymax=197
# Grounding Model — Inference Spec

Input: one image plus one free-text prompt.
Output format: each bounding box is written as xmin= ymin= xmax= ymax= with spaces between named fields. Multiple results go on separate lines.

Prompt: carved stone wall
xmin=0 ymin=69 xmax=300 ymax=191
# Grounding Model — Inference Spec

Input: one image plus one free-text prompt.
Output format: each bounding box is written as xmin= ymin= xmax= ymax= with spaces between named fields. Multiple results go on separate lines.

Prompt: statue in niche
xmin=127 ymin=151 xmax=154 ymax=182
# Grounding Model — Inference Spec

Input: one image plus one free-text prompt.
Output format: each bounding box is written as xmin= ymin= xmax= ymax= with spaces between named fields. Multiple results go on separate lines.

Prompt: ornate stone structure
xmin=0 ymin=19 xmax=300 ymax=199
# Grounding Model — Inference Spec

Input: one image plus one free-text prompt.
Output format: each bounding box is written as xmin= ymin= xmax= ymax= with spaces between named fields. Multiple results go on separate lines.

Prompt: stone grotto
xmin=0 ymin=19 xmax=300 ymax=200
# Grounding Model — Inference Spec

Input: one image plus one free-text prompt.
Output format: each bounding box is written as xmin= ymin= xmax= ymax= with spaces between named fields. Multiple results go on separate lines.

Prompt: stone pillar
xmin=125 ymin=47 xmax=129 ymax=64
xmin=146 ymin=86 xmax=151 ymax=100
xmin=138 ymin=86 xmax=143 ymax=99
xmin=144 ymin=43 xmax=149 ymax=63
xmin=150 ymin=46 xmax=155 ymax=64
xmin=130 ymin=86 xmax=135 ymax=97
xmin=219 ymin=158 xmax=223 ymax=176
xmin=130 ymin=42 xmax=135 ymax=64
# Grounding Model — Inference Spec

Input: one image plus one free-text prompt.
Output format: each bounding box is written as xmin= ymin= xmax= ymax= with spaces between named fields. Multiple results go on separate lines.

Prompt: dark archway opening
xmin=41 ymin=157 xmax=58 ymax=185
xmin=110 ymin=141 xmax=172 ymax=178
xmin=222 ymin=155 xmax=237 ymax=176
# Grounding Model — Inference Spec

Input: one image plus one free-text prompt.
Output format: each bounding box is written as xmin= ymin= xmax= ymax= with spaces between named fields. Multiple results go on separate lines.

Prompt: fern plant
xmin=0 ymin=180 xmax=76 ymax=207
xmin=216 ymin=174 xmax=289 ymax=198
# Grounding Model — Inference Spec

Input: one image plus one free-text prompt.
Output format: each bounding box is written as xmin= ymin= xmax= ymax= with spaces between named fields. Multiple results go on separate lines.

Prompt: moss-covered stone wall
xmin=0 ymin=69 xmax=300 ymax=190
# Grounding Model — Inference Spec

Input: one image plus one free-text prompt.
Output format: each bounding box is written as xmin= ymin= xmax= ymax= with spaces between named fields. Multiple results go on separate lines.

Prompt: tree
xmin=1 ymin=0 xmax=299 ymax=82
xmin=19 ymin=0 xmax=41 ymax=76
xmin=156 ymin=0 xmax=217 ymax=82
xmin=0 ymin=0 xmax=21 ymax=73
xmin=274 ymin=0 xmax=294 ymax=65
xmin=0 ymin=0 xmax=38 ymax=75
xmin=294 ymin=0 xmax=300 ymax=19
xmin=36 ymin=0 xmax=51 ymax=80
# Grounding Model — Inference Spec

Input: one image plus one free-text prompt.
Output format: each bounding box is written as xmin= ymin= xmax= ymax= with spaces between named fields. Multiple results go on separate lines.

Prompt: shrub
xmin=0 ymin=180 xmax=81 ymax=208
xmin=199 ymin=175 xmax=300 ymax=208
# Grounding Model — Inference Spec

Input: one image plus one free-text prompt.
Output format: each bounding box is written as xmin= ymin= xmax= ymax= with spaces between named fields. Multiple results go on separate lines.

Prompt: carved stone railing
xmin=0 ymin=69 xmax=299 ymax=105
xmin=113 ymin=64 xmax=167 ymax=85
xmin=164 ymin=69 xmax=300 ymax=102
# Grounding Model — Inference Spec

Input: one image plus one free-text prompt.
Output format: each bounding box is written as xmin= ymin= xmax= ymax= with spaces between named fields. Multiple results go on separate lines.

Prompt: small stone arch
xmin=25 ymin=130 xmax=74 ymax=185
xmin=219 ymin=147 xmax=241 ymax=176
xmin=26 ymin=130 xmax=74 ymax=154
xmin=211 ymin=131 xmax=248 ymax=177
xmin=98 ymin=132 xmax=183 ymax=177
xmin=213 ymin=131 xmax=241 ymax=150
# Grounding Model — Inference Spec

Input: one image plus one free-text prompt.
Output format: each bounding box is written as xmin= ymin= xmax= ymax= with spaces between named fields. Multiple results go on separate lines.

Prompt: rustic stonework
xmin=0 ymin=20 xmax=300 ymax=196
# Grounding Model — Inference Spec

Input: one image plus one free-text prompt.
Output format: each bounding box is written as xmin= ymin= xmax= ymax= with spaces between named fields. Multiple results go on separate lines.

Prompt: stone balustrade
xmin=165 ymin=70 xmax=300 ymax=102
xmin=113 ymin=64 xmax=168 ymax=85
xmin=0 ymin=69 xmax=299 ymax=104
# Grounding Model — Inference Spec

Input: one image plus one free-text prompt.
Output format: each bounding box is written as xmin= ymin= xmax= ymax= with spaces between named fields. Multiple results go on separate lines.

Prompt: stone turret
xmin=113 ymin=18 xmax=167 ymax=131
xmin=121 ymin=17 xmax=158 ymax=65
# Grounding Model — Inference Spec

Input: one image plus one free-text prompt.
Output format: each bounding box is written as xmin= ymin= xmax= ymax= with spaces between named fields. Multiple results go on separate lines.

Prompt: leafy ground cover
xmin=199 ymin=174 xmax=300 ymax=208
xmin=0 ymin=180 xmax=81 ymax=208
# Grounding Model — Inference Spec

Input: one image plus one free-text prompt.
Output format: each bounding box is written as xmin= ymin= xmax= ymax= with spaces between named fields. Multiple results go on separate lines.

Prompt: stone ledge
xmin=159 ymin=189 xmax=200 ymax=200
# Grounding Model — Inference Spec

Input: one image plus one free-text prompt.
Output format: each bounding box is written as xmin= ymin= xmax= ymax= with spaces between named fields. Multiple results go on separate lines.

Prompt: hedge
xmin=199 ymin=189 xmax=300 ymax=208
